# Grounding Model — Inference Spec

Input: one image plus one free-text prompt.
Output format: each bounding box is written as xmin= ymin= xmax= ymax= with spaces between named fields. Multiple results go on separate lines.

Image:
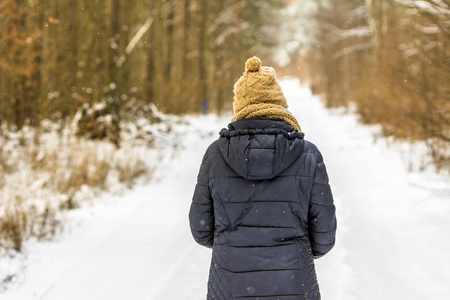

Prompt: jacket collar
xmin=220 ymin=118 xmax=304 ymax=140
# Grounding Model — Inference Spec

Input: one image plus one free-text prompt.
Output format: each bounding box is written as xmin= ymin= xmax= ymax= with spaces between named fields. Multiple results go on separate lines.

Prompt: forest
xmin=0 ymin=0 xmax=288 ymax=146
xmin=302 ymin=0 xmax=449 ymax=169
xmin=0 ymin=0 xmax=448 ymax=167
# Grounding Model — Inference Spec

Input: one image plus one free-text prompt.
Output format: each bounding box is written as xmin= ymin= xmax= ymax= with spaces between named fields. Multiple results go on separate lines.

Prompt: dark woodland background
xmin=0 ymin=0 xmax=449 ymax=168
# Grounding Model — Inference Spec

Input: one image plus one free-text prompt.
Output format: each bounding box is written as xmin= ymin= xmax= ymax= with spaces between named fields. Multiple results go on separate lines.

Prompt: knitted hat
xmin=232 ymin=56 xmax=301 ymax=131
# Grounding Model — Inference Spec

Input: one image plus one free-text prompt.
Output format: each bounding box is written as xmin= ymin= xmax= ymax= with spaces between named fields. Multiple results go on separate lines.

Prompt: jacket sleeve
xmin=308 ymin=150 xmax=337 ymax=259
xmin=189 ymin=151 xmax=214 ymax=248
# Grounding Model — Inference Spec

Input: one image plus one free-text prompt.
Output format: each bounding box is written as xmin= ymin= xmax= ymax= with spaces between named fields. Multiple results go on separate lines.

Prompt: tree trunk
xmin=198 ymin=0 xmax=208 ymax=110
xmin=68 ymin=0 xmax=78 ymax=101
xmin=166 ymin=0 xmax=175 ymax=81
xmin=13 ymin=0 xmax=26 ymax=129
xmin=365 ymin=0 xmax=384 ymax=71
xmin=146 ymin=0 xmax=157 ymax=104
xmin=108 ymin=0 xmax=121 ymax=147
xmin=26 ymin=0 xmax=45 ymax=126
xmin=182 ymin=0 xmax=190 ymax=80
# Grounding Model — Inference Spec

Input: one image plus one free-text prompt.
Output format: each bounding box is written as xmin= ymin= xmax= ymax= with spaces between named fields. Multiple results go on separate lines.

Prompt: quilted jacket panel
xmin=189 ymin=118 xmax=336 ymax=300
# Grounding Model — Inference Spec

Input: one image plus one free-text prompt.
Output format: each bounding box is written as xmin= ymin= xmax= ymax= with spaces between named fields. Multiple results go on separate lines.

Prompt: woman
xmin=189 ymin=57 xmax=336 ymax=300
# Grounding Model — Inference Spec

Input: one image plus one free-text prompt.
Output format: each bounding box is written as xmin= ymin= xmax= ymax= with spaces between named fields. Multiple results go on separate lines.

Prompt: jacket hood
xmin=218 ymin=118 xmax=305 ymax=180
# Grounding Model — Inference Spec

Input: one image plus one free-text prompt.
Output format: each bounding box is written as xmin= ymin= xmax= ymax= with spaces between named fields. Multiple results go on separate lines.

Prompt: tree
xmin=304 ymin=0 xmax=450 ymax=169
xmin=0 ymin=0 xmax=293 ymax=143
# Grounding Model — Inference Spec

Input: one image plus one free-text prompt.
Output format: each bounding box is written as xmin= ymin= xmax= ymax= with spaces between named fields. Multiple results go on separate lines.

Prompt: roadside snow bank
xmin=0 ymin=107 xmax=184 ymax=290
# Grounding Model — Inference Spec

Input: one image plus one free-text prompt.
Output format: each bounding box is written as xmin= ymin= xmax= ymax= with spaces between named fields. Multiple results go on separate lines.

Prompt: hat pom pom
xmin=245 ymin=56 xmax=261 ymax=72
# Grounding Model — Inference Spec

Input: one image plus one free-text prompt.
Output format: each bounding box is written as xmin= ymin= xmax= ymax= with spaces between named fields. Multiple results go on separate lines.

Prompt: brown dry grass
xmin=0 ymin=196 xmax=60 ymax=253
xmin=0 ymin=199 xmax=28 ymax=253
xmin=0 ymin=129 xmax=152 ymax=257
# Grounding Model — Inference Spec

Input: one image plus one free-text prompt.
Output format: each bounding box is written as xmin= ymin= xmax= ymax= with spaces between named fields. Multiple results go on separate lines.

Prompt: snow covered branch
xmin=116 ymin=16 xmax=154 ymax=68
xmin=322 ymin=22 xmax=372 ymax=43
xmin=393 ymin=0 xmax=450 ymax=15
xmin=214 ymin=23 xmax=249 ymax=46
xmin=331 ymin=43 xmax=372 ymax=60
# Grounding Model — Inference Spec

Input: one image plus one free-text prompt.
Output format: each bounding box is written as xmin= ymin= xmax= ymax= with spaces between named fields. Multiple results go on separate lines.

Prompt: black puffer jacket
xmin=189 ymin=118 xmax=336 ymax=300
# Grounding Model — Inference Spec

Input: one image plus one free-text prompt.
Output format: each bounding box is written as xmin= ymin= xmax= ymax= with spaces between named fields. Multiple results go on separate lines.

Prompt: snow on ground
xmin=1 ymin=79 xmax=449 ymax=300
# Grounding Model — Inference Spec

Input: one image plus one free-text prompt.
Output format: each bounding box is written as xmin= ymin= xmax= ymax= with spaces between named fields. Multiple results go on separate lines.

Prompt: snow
xmin=1 ymin=79 xmax=450 ymax=299
xmin=394 ymin=0 xmax=450 ymax=15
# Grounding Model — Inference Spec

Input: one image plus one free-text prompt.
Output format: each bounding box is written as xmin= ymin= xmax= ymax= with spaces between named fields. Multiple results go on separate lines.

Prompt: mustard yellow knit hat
xmin=232 ymin=56 xmax=300 ymax=131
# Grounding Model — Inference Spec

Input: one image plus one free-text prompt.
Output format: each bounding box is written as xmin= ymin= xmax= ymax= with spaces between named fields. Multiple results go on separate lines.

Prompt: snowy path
xmin=1 ymin=117 xmax=219 ymax=300
xmin=2 ymin=80 xmax=450 ymax=300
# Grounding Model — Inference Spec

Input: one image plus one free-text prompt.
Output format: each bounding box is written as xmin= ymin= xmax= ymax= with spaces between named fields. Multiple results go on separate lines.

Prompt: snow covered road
xmin=2 ymin=80 xmax=449 ymax=300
